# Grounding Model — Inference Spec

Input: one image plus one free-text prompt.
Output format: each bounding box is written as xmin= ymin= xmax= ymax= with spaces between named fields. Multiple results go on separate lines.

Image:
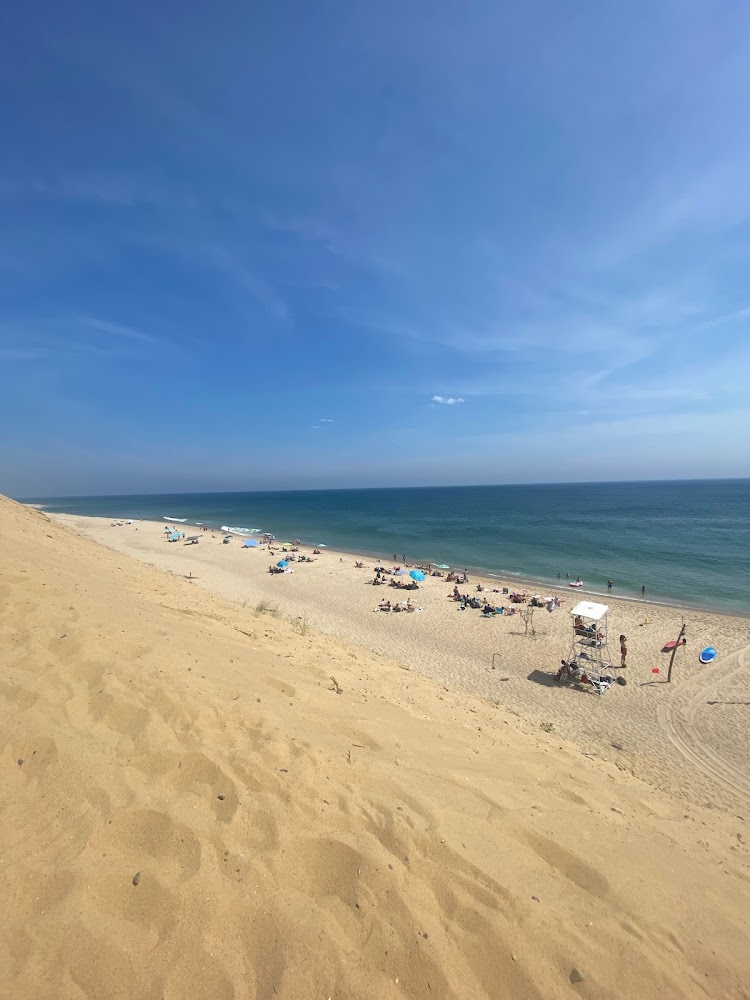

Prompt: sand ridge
xmin=1 ymin=497 xmax=749 ymax=999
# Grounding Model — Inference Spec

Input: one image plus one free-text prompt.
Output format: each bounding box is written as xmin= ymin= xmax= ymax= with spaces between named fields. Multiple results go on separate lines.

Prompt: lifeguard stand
xmin=569 ymin=600 xmax=612 ymax=677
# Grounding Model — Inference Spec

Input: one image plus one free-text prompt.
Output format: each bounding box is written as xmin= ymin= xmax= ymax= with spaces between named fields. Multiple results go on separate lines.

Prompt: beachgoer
xmin=557 ymin=572 xmax=561 ymax=579
xmin=641 ymin=585 xmax=646 ymax=596
xmin=607 ymin=579 xmax=613 ymax=591
xmin=619 ymin=634 xmax=627 ymax=668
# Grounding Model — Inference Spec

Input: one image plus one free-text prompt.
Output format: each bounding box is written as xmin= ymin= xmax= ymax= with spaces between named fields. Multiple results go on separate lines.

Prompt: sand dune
xmin=1 ymin=496 xmax=749 ymax=999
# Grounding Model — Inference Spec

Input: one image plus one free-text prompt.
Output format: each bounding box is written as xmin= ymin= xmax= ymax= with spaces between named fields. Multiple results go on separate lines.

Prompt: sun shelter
xmin=243 ymin=539 xmax=258 ymax=548
xmin=410 ymin=570 xmax=425 ymax=581
xmin=569 ymin=600 xmax=612 ymax=675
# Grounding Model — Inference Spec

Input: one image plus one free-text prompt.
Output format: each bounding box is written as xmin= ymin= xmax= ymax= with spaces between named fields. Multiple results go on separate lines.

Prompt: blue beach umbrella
xmin=243 ymin=539 xmax=258 ymax=547
xmin=277 ymin=560 xmax=289 ymax=568
xmin=410 ymin=570 xmax=426 ymax=581
xmin=394 ymin=569 xmax=407 ymax=576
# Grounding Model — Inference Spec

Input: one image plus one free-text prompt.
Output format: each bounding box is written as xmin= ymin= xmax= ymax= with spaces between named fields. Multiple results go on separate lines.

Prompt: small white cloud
xmin=432 ymin=395 xmax=465 ymax=406
xmin=318 ymin=418 xmax=334 ymax=423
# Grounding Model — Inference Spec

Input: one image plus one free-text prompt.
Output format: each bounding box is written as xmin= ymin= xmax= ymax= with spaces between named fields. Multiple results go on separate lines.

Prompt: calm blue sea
xmin=25 ymin=480 xmax=750 ymax=615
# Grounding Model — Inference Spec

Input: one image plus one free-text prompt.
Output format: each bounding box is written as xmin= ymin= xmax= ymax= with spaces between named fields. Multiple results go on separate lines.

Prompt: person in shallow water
xmin=608 ymin=579 xmax=613 ymax=590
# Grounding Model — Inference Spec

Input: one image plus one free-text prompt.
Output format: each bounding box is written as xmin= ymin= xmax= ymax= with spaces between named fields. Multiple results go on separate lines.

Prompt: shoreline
xmin=32 ymin=505 xmax=749 ymax=619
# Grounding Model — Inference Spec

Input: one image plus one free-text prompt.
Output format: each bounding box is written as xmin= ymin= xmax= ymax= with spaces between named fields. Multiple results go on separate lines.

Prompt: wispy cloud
xmin=78 ymin=316 xmax=163 ymax=347
xmin=318 ymin=417 xmax=334 ymax=423
xmin=432 ymin=395 xmax=464 ymax=405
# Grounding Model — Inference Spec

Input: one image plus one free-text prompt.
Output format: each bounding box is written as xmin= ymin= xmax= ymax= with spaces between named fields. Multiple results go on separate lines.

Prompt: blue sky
xmin=2 ymin=0 xmax=749 ymax=496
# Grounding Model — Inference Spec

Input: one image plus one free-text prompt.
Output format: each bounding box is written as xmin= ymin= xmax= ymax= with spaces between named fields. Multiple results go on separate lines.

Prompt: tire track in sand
xmin=657 ymin=644 xmax=750 ymax=806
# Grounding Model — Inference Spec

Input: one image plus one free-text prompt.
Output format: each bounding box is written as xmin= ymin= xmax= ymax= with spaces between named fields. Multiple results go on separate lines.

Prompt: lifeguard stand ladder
xmin=569 ymin=600 xmax=612 ymax=678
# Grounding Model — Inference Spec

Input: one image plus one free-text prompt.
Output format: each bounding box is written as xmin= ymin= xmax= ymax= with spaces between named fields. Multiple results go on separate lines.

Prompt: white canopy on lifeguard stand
xmin=570 ymin=600 xmax=612 ymax=675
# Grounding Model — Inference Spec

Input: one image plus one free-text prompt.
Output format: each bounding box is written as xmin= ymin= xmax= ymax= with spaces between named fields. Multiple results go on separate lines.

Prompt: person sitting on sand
xmin=378 ymin=599 xmax=391 ymax=611
xmin=555 ymin=659 xmax=573 ymax=682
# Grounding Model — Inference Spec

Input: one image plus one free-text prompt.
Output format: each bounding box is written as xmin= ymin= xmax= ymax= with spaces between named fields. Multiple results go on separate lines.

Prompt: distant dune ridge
xmin=1 ymin=495 xmax=748 ymax=999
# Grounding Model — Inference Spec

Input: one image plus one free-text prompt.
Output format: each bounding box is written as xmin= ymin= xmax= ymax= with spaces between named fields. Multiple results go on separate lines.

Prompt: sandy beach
xmin=2 ymin=497 xmax=749 ymax=999
xmin=54 ymin=512 xmax=750 ymax=812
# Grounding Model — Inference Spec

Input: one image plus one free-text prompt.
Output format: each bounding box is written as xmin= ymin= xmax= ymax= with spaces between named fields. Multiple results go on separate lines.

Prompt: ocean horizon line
xmin=16 ymin=474 xmax=750 ymax=503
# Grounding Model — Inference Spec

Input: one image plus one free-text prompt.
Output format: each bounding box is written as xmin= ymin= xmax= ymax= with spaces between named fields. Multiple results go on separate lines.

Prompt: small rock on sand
xmin=132 ymin=872 xmax=141 ymax=886
xmin=570 ymin=968 xmax=585 ymax=983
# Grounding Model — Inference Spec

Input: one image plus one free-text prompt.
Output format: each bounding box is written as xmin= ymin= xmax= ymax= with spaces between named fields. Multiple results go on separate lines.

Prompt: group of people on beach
xmin=377 ymin=598 xmax=419 ymax=613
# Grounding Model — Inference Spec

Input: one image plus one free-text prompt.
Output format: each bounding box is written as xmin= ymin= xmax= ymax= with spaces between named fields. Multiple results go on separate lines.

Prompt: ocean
xmin=25 ymin=480 xmax=750 ymax=615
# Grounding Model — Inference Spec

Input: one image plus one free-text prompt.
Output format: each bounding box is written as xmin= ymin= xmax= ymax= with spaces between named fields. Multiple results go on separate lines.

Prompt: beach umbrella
xmin=277 ymin=560 xmax=289 ymax=568
xmin=410 ymin=570 xmax=425 ymax=582
xmin=437 ymin=563 xmax=450 ymax=570
xmin=394 ymin=569 xmax=407 ymax=576
xmin=243 ymin=539 xmax=258 ymax=547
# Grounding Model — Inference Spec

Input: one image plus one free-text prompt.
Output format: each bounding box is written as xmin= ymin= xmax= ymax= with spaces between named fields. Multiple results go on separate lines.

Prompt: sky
xmin=2 ymin=0 xmax=750 ymax=497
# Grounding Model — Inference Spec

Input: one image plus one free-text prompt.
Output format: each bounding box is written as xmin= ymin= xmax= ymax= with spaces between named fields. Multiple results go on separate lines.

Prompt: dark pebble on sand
xmin=132 ymin=872 xmax=141 ymax=886
xmin=217 ymin=794 xmax=226 ymax=801
xmin=531 ymin=895 xmax=540 ymax=902
xmin=570 ymin=968 xmax=584 ymax=984
xmin=17 ymin=759 xmax=24 ymax=766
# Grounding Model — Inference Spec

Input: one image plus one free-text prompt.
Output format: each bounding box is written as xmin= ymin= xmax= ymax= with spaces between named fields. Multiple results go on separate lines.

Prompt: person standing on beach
xmin=619 ymin=634 xmax=627 ymax=668
xmin=607 ymin=579 xmax=613 ymax=591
